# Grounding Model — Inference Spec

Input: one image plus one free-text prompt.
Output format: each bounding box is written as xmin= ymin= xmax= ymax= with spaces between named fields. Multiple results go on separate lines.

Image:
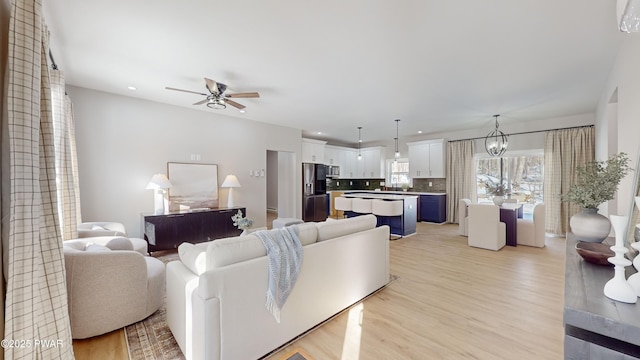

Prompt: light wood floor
xmin=73 ymin=221 xmax=566 ymax=360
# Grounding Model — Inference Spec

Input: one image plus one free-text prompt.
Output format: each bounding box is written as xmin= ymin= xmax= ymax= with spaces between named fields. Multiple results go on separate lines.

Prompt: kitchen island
xmin=342 ymin=192 xmax=418 ymax=237
xmin=331 ymin=190 xmax=446 ymax=224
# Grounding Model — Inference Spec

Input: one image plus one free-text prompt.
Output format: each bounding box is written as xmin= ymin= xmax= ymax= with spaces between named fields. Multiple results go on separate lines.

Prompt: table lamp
xmin=146 ymin=174 xmax=172 ymax=214
xmin=221 ymin=174 xmax=241 ymax=208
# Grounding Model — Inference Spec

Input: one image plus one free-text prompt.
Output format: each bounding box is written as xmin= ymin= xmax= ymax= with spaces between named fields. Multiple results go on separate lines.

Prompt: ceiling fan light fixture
xmin=207 ymin=98 xmax=227 ymax=109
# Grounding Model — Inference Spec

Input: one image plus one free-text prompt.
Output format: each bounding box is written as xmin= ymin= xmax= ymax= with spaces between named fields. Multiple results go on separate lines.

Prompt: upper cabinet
xmin=323 ymin=145 xmax=384 ymax=179
xmin=302 ymin=138 xmax=327 ymax=164
xmin=407 ymin=139 xmax=446 ymax=178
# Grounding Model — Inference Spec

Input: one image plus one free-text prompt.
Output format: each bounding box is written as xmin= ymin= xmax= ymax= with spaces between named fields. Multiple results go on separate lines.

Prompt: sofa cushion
xmin=296 ymin=223 xmax=318 ymax=246
xmin=178 ymin=242 xmax=208 ymax=275
xmin=316 ymin=214 xmax=377 ymax=242
xmin=206 ymin=234 xmax=266 ymax=269
xmin=104 ymin=237 xmax=134 ymax=251
xmin=85 ymin=243 xmax=111 ymax=252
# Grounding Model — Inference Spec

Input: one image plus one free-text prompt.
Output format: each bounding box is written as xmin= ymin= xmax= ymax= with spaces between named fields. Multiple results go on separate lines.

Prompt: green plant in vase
xmin=562 ymin=152 xmax=631 ymax=242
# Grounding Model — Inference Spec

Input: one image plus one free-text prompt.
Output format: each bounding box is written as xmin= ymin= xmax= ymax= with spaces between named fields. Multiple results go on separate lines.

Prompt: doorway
xmin=266 ymin=150 xmax=296 ymax=228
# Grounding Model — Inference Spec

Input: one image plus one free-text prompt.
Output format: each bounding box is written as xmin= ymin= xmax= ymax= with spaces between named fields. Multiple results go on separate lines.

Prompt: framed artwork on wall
xmin=167 ymin=162 xmax=219 ymax=211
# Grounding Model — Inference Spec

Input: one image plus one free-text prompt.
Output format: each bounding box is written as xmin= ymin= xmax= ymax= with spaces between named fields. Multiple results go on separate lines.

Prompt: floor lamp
xmin=221 ymin=174 xmax=241 ymax=208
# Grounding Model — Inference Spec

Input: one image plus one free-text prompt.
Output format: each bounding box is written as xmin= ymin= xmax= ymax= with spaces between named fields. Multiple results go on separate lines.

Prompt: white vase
xmin=493 ymin=195 xmax=504 ymax=206
xmin=240 ymin=229 xmax=248 ymax=236
xmin=604 ymin=215 xmax=636 ymax=303
xmin=570 ymin=208 xmax=611 ymax=243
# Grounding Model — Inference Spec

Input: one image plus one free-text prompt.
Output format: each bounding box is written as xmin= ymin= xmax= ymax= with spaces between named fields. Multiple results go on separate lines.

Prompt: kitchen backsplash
xmin=412 ymin=178 xmax=446 ymax=193
xmin=326 ymin=177 xmax=446 ymax=193
xmin=327 ymin=178 xmax=385 ymax=191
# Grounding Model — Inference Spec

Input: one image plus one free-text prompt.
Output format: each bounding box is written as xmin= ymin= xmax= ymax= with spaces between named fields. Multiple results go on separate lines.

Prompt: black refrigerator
xmin=302 ymin=163 xmax=328 ymax=222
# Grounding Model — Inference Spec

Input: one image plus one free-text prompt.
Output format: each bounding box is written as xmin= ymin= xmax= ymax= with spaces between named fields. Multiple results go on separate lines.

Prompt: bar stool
xmin=371 ymin=200 xmax=403 ymax=217
xmin=334 ymin=197 xmax=352 ymax=219
xmin=372 ymin=200 xmax=404 ymax=239
xmin=351 ymin=198 xmax=372 ymax=215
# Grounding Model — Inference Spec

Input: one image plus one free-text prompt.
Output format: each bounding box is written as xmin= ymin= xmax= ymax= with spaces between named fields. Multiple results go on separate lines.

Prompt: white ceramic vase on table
xmin=603 ymin=215 xmax=636 ymax=303
xmin=493 ymin=195 xmax=504 ymax=206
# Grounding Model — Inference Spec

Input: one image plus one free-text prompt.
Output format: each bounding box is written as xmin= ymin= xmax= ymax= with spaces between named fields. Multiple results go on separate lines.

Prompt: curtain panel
xmin=543 ymin=127 xmax=595 ymax=235
xmin=52 ymin=70 xmax=80 ymax=240
xmin=3 ymin=0 xmax=74 ymax=358
xmin=446 ymin=140 xmax=476 ymax=223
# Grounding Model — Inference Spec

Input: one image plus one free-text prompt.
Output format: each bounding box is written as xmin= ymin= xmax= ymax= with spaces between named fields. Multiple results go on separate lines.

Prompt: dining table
xmin=499 ymin=202 xmax=524 ymax=246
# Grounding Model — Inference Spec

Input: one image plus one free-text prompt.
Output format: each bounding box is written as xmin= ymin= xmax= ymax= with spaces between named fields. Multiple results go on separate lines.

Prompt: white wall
xmin=67 ymin=86 xmax=302 ymax=237
xmin=596 ymin=34 xmax=640 ymax=216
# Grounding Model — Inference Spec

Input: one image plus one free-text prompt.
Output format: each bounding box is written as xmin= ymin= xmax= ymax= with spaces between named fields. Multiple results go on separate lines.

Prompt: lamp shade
xmin=221 ymin=174 xmax=241 ymax=188
xmin=146 ymin=174 xmax=172 ymax=190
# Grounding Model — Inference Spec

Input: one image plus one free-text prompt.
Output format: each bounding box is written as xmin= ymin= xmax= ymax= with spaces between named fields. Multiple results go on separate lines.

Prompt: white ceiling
xmin=43 ymin=0 xmax=623 ymax=146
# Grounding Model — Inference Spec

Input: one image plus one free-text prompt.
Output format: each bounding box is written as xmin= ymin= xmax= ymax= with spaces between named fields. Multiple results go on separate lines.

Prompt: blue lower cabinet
xmin=419 ymin=195 xmax=446 ymax=223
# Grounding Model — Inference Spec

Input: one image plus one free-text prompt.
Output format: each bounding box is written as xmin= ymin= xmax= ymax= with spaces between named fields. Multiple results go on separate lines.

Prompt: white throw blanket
xmin=254 ymin=226 xmax=303 ymax=322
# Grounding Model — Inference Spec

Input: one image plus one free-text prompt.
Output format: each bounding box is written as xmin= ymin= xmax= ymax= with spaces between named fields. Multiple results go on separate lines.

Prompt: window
xmin=476 ymin=151 xmax=544 ymax=213
xmin=387 ymin=159 xmax=410 ymax=189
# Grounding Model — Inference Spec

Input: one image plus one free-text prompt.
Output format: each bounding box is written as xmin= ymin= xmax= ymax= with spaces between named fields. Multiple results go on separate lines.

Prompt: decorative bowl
xmin=575 ymin=242 xmax=614 ymax=266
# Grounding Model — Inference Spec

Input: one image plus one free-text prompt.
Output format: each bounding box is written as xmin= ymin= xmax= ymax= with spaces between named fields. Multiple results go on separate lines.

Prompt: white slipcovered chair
xmin=458 ymin=198 xmax=472 ymax=236
xmin=63 ymin=237 xmax=165 ymax=339
xmin=77 ymin=221 xmax=127 ymax=238
xmin=517 ymin=203 xmax=546 ymax=248
xmin=468 ymin=204 xmax=506 ymax=251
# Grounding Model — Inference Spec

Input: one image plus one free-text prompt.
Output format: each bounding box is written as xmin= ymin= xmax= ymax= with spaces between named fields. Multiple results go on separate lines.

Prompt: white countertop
xmin=329 ymin=190 xmax=446 ymax=196
xmin=342 ymin=193 xmax=418 ymax=200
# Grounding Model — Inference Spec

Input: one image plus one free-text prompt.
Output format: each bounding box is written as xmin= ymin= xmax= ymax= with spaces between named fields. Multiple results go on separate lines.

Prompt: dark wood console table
xmin=564 ymin=233 xmax=640 ymax=359
xmin=141 ymin=207 xmax=245 ymax=252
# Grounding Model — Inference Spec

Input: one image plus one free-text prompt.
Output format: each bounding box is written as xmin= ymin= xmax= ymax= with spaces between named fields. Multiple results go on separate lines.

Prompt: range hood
xmin=617 ymin=0 xmax=640 ymax=33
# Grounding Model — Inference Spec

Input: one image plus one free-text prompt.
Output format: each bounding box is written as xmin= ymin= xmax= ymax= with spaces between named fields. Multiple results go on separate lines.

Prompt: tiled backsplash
xmin=327 ymin=178 xmax=385 ymax=191
xmin=326 ymin=177 xmax=446 ymax=193
xmin=412 ymin=178 xmax=446 ymax=193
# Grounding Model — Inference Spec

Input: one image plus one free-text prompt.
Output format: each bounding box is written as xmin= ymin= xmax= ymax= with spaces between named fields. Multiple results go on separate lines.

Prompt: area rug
xmin=278 ymin=347 xmax=314 ymax=360
xmin=125 ymin=251 xmax=184 ymax=360
xmin=126 ymin=250 xmax=396 ymax=360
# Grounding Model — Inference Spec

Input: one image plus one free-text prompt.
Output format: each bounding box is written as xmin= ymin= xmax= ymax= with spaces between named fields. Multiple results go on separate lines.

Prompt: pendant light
xmin=485 ymin=114 xmax=508 ymax=157
xmin=394 ymin=119 xmax=401 ymax=160
xmin=357 ymin=126 xmax=362 ymax=160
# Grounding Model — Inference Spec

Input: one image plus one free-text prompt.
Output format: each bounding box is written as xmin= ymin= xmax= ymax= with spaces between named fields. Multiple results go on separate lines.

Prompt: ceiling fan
xmin=165 ymin=78 xmax=260 ymax=110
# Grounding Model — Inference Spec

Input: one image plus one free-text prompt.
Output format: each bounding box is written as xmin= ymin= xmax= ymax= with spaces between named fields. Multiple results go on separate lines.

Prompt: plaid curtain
xmin=543 ymin=127 xmax=595 ymax=235
xmin=52 ymin=70 xmax=80 ymax=240
xmin=446 ymin=140 xmax=476 ymax=223
xmin=2 ymin=0 xmax=74 ymax=358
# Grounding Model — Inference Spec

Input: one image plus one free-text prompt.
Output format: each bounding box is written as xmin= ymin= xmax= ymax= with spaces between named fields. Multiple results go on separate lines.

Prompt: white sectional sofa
xmin=166 ymin=214 xmax=390 ymax=360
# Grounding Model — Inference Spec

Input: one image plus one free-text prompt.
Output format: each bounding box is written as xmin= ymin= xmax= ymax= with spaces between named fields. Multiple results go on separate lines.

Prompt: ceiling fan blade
xmin=165 ymin=87 xmax=208 ymax=96
xmin=225 ymin=99 xmax=246 ymax=109
xmin=205 ymin=78 xmax=219 ymax=94
xmin=193 ymin=99 xmax=208 ymax=105
xmin=225 ymin=92 xmax=260 ymax=99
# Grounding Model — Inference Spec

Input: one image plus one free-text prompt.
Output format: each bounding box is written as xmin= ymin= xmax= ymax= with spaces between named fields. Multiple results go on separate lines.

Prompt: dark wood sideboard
xmin=141 ymin=207 xmax=245 ymax=252
xmin=564 ymin=233 xmax=640 ymax=359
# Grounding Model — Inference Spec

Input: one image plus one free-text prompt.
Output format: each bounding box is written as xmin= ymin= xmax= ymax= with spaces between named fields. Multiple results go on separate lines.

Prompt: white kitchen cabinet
xmin=350 ymin=147 xmax=384 ymax=178
xmin=324 ymin=146 xmax=340 ymax=166
xmin=341 ymin=148 xmax=358 ymax=178
xmin=302 ymin=138 xmax=327 ymax=164
xmin=407 ymin=139 xmax=445 ymax=178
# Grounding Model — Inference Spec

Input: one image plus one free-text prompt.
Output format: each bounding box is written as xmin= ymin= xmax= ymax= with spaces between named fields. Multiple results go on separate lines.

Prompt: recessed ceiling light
xmin=317 ymin=132 xmax=322 ymax=135
xmin=127 ymin=86 xmax=137 ymax=91
xmin=418 ymin=130 xmax=423 ymax=134
xmin=239 ymin=109 xmax=246 ymax=114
